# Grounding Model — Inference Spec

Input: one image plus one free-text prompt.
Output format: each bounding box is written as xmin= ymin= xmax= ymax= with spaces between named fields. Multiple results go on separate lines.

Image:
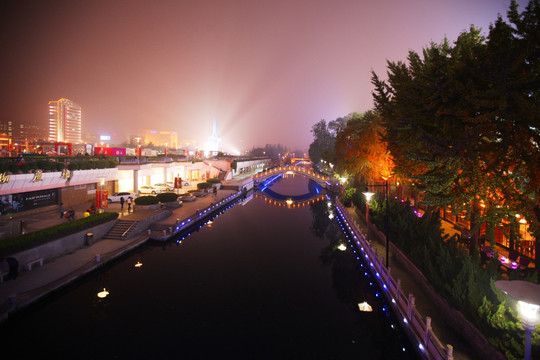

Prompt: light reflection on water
xmin=1 ymin=176 xmax=418 ymax=359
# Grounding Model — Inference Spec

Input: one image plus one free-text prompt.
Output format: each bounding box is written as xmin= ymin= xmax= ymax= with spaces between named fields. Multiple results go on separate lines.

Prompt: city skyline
xmin=0 ymin=0 xmax=528 ymax=152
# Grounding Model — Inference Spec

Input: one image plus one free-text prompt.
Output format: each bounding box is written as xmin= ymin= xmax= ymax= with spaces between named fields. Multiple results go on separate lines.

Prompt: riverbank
xmin=0 ymin=189 xmax=238 ymax=323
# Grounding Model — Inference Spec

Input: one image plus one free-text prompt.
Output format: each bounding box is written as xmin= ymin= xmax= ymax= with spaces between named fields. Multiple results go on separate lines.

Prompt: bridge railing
xmin=335 ymin=199 xmax=453 ymax=360
xmin=253 ymin=165 xmax=329 ymax=182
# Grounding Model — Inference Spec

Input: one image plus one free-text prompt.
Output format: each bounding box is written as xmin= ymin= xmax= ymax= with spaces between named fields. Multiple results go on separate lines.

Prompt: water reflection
xmin=0 ymin=176 xmax=418 ymax=359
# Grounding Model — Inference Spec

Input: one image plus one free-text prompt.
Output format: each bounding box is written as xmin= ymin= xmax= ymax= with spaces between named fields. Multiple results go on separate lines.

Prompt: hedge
xmin=156 ymin=192 xmax=178 ymax=202
xmin=134 ymin=195 xmax=160 ymax=205
xmin=0 ymin=212 xmax=119 ymax=256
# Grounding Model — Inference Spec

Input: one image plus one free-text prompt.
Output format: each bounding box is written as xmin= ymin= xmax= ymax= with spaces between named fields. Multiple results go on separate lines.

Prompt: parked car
xmin=139 ymin=185 xmax=162 ymax=195
xmin=153 ymin=183 xmax=173 ymax=192
xmin=108 ymin=192 xmax=137 ymax=204
xmin=166 ymin=180 xmax=191 ymax=189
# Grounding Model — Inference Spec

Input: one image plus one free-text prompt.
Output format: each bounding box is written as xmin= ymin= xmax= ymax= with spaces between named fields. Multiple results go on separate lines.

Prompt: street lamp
xmin=363 ymin=179 xmax=390 ymax=268
xmin=339 ymin=177 xmax=347 ymax=197
xmin=495 ymin=280 xmax=540 ymax=360
xmin=99 ymin=177 xmax=105 ymax=214
xmin=362 ymin=191 xmax=375 ymax=225
xmin=134 ymin=137 xmax=141 ymax=163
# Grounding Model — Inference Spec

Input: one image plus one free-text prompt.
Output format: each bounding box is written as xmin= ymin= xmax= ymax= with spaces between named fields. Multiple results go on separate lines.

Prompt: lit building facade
xmin=144 ymin=130 xmax=178 ymax=148
xmin=48 ymin=98 xmax=82 ymax=143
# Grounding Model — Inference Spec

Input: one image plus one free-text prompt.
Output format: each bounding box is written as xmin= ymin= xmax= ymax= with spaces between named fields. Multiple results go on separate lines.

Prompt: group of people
xmin=58 ymin=203 xmax=75 ymax=220
xmin=119 ymin=196 xmax=133 ymax=212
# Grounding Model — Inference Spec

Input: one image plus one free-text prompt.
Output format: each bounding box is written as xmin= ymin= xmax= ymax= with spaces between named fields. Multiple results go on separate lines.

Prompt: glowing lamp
xmin=134 ymin=261 xmax=143 ymax=268
xmin=97 ymin=288 xmax=109 ymax=298
xmin=495 ymin=280 xmax=540 ymax=360
xmin=362 ymin=192 xmax=375 ymax=202
xmin=338 ymin=243 xmax=347 ymax=251
xmin=358 ymin=301 xmax=373 ymax=312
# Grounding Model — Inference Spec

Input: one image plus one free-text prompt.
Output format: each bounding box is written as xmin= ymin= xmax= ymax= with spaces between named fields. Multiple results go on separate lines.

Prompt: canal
xmin=1 ymin=175 xmax=419 ymax=359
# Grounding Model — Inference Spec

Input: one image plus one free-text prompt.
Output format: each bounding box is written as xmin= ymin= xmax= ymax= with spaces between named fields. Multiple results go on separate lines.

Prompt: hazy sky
xmin=0 ymin=0 xmax=528 ymax=152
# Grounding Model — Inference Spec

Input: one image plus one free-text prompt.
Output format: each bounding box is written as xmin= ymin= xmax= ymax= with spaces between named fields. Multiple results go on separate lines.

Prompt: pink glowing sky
xmin=0 ymin=0 xmax=527 ymax=152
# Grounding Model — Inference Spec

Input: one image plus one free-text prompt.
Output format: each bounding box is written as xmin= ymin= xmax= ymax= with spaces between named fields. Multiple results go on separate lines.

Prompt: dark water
xmin=1 ymin=176 xmax=419 ymax=359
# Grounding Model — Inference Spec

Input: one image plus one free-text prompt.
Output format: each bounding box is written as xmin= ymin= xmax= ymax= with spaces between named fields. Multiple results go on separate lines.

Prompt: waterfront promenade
xmin=0 ymin=184 xmax=489 ymax=360
xmin=0 ymin=189 xmax=238 ymax=322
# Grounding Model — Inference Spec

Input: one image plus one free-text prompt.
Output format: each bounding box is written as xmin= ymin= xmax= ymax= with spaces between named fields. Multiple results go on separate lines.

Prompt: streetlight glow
xmin=495 ymin=280 xmax=540 ymax=360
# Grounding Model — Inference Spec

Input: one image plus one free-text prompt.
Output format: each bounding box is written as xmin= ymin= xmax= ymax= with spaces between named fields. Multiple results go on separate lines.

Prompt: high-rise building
xmin=48 ymin=98 xmax=82 ymax=143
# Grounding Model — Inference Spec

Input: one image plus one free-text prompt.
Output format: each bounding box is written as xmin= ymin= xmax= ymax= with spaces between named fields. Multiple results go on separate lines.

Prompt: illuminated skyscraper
xmin=48 ymin=98 xmax=82 ymax=143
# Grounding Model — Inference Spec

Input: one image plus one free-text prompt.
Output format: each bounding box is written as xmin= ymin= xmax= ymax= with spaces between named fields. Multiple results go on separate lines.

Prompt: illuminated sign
xmin=100 ymin=135 xmax=111 ymax=141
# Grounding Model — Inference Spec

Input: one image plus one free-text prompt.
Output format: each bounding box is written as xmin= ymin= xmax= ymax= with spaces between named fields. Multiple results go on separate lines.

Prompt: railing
xmin=253 ymin=165 xmax=329 ymax=182
xmin=121 ymin=221 xmax=138 ymax=240
xmin=334 ymin=199 xmax=453 ymax=360
xmin=149 ymin=191 xmax=244 ymax=241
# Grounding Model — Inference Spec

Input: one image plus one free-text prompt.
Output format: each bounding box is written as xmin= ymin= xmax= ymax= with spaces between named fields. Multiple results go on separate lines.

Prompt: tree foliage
xmin=334 ymin=111 xmax=394 ymax=185
xmin=371 ymin=0 xmax=540 ymax=252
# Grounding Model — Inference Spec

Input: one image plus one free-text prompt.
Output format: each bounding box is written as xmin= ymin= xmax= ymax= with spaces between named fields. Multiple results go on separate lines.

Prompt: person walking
xmin=212 ymin=186 xmax=217 ymax=198
xmin=59 ymin=203 xmax=65 ymax=219
xmin=66 ymin=207 xmax=75 ymax=220
xmin=1 ymin=256 xmax=19 ymax=280
xmin=120 ymin=196 xmax=125 ymax=211
xmin=127 ymin=196 xmax=132 ymax=212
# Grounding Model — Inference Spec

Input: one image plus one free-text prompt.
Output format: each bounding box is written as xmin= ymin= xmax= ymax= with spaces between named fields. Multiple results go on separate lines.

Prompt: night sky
xmin=0 ymin=0 xmax=528 ymax=152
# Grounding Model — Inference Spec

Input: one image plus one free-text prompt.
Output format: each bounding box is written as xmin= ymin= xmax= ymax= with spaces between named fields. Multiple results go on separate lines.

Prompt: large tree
xmin=372 ymin=0 xmax=540 ymax=255
xmin=334 ymin=111 xmax=393 ymax=185
xmin=308 ymin=117 xmax=347 ymax=166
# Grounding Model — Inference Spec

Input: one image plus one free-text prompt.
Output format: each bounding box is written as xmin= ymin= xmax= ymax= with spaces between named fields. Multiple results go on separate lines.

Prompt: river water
xmin=1 ymin=175 xmax=419 ymax=359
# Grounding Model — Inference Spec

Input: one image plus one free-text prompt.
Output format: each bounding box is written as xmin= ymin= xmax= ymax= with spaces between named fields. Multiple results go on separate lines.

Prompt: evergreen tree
xmin=372 ymin=1 xmax=540 ymax=255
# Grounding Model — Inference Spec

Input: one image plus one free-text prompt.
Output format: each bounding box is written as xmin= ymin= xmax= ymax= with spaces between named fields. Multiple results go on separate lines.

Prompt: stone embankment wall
xmin=11 ymin=210 xmax=171 ymax=267
xmin=12 ymin=220 xmax=118 ymax=266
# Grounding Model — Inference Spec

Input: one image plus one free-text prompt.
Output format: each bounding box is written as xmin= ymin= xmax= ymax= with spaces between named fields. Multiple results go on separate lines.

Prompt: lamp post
xmin=134 ymin=137 xmax=141 ymax=164
xmin=362 ymin=191 xmax=375 ymax=225
xmin=339 ymin=177 xmax=347 ymax=197
xmin=363 ymin=179 xmax=390 ymax=268
xmin=495 ymin=280 xmax=540 ymax=360
xmin=99 ymin=177 xmax=105 ymax=214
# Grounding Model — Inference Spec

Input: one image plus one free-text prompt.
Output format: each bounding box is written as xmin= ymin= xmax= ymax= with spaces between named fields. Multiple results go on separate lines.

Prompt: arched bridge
xmin=253 ymin=165 xmax=330 ymax=186
xmin=254 ymin=192 xmax=328 ymax=208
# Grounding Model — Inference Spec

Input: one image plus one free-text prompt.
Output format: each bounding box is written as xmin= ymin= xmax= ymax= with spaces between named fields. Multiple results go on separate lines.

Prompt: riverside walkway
xmin=0 ymin=185 xmax=489 ymax=360
xmin=0 ymin=188 xmax=238 ymax=323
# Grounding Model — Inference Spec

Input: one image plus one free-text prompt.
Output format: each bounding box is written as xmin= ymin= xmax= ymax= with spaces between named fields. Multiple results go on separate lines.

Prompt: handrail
xmin=121 ymin=220 xmax=138 ymax=239
xmin=253 ymin=165 xmax=329 ymax=182
xmin=335 ymin=200 xmax=453 ymax=360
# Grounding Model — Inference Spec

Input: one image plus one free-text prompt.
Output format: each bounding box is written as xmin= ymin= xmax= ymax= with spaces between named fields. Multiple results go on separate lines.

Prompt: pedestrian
xmin=212 ymin=186 xmax=217 ymax=198
xmin=127 ymin=196 xmax=132 ymax=212
xmin=0 ymin=257 xmax=8 ymax=278
xmin=120 ymin=196 xmax=125 ymax=210
xmin=66 ymin=207 xmax=75 ymax=220
xmin=2 ymin=257 xmax=19 ymax=280
xmin=59 ymin=202 xmax=65 ymax=219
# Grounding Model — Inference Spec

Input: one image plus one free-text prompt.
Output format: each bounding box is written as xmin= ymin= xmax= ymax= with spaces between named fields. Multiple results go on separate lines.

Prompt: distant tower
xmin=207 ymin=118 xmax=221 ymax=152
xmin=48 ymin=98 xmax=82 ymax=143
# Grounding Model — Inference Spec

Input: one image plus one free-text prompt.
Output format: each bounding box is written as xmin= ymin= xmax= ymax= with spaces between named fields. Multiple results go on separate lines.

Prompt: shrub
xmin=0 ymin=212 xmax=118 ymax=256
xmin=207 ymin=178 xmax=221 ymax=184
xmin=197 ymin=182 xmax=212 ymax=190
xmin=366 ymin=196 xmax=536 ymax=359
xmin=134 ymin=195 xmax=159 ymax=205
xmin=156 ymin=192 xmax=178 ymax=202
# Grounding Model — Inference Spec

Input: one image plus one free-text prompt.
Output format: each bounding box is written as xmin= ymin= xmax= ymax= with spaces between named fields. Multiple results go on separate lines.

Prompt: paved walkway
xmin=0 ymin=188 xmax=238 ymax=322
xmin=343 ymin=206 xmax=481 ymax=360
